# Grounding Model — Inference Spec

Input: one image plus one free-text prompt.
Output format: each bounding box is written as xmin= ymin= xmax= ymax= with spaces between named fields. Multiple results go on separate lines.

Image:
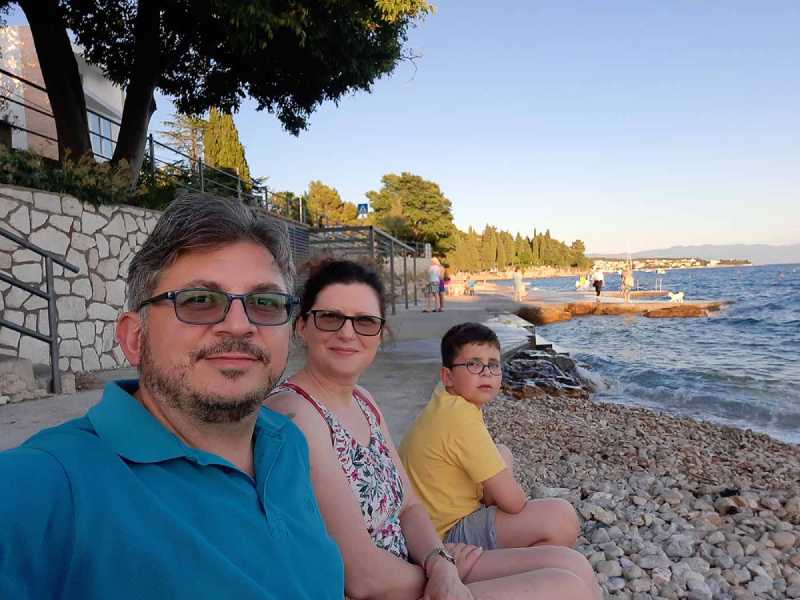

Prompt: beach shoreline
xmin=486 ymin=385 xmax=800 ymax=599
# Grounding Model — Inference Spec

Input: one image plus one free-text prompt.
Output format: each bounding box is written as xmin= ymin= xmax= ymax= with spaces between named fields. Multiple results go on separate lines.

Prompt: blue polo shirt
xmin=0 ymin=380 xmax=343 ymax=599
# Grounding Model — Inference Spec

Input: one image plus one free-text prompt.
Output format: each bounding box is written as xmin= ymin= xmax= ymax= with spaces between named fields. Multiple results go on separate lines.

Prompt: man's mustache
xmin=191 ymin=338 xmax=269 ymax=363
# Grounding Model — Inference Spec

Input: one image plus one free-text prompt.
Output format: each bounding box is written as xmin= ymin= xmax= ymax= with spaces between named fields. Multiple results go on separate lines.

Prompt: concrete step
xmin=0 ymin=355 xmax=47 ymax=404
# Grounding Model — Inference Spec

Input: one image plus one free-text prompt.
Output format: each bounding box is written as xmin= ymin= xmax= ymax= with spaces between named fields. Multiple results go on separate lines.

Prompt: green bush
xmin=0 ymin=146 xmax=184 ymax=209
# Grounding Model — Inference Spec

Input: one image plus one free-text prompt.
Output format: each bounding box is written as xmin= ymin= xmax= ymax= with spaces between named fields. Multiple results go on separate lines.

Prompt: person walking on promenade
xmin=425 ymin=257 xmax=443 ymax=312
xmin=590 ymin=266 xmax=604 ymax=301
xmin=439 ymin=263 xmax=451 ymax=311
xmin=621 ymin=265 xmax=634 ymax=303
xmin=512 ymin=267 xmax=526 ymax=302
xmin=266 ymin=259 xmax=600 ymax=600
xmin=0 ymin=194 xmax=343 ymax=599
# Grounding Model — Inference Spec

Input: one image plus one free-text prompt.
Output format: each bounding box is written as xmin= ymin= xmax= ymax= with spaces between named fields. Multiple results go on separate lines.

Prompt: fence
xmin=309 ymin=226 xmax=419 ymax=314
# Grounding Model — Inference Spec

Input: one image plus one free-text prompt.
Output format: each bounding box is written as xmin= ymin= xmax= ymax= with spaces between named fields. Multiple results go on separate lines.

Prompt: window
xmin=88 ymin=112 xmax=118 ymax=160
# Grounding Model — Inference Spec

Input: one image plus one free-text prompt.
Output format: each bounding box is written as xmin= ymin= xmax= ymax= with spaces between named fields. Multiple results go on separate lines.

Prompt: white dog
xmin=668 ymin=291 xmax=685 ymax=303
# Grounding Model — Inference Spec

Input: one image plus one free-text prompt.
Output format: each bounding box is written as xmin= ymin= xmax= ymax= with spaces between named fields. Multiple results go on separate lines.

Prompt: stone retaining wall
xmin=0 ymin=185 xmax=160 ymax=372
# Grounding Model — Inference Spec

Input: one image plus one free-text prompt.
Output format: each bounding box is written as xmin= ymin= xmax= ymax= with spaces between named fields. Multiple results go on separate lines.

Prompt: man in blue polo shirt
xmin=0 ymin=194 xmax=343 ymax=599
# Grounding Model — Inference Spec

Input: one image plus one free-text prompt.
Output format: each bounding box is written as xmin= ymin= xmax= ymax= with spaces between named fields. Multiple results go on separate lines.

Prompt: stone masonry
xmin=0 ymin=185 xmax=160 ymax=373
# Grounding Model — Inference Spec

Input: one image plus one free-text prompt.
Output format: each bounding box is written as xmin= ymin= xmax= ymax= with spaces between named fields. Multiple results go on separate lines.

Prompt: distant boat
xmin=656 ymin=269 xmax=667 ymax=274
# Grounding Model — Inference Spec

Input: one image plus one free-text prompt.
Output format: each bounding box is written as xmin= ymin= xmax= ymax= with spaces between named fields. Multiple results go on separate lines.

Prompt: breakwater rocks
xmin=485 ymin=390 xmax=800 ymax=599
xmin=503 ymin=347 xmax=596 ymax=400
xmin=517 ymin=301 xmax=725 ymax=326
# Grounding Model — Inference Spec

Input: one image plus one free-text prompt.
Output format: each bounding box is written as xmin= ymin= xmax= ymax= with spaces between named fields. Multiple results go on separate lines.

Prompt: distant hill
xmin=590 ymin=243 xmax=800 ymax=266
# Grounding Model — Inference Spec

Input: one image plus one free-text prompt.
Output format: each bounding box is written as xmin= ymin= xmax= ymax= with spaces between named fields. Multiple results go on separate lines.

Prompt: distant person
xmin=621 ymin=266 xmax=634 ymax=303
xmin=590 ymin=266 xmax=604 ymax=300
xmin=424 ymin=257 xmax=442 ymax=313
xmin=0 ymin=194 xmax=343 ymax=599
xmin=439 ymin=263 xmax=451 ymax=311
xmin=512 ymin=266 xmax=526 ymax=302
xmin=466 ymin=275 xmax=476 ymax=296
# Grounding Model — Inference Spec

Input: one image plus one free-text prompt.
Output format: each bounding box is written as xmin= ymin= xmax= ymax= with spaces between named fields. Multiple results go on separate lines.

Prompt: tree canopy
xmin=9 ymin=0 xmax=432 ymax=194
xmin=445 ymin=227 xmax=591 ymax=272
xmin=304 ymin=180 xmax=359 ymax=226
xmin=366 ymin=172 xmax=456 ymax=252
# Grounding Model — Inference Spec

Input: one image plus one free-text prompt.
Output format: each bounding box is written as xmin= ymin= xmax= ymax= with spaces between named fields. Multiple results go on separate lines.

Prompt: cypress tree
xmin=204 ymin=107 xmax=252 ymax=188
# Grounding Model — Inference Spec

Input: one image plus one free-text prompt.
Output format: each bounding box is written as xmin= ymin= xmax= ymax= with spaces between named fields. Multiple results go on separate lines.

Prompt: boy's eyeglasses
xmin=449 ymin=358 xmax=502 ymax=376
xmin=307 ymin=309 xmax=385 ymax=337
xmin=138 ymin=289 xmax=296 ymax=326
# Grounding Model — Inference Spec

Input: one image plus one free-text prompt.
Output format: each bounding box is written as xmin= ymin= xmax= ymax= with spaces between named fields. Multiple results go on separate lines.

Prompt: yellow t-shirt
xmin=399 ymin=384 xmax=506 ymax=538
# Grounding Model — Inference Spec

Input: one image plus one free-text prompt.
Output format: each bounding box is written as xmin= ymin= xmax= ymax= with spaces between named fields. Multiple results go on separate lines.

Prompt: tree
xmin=305 ymin=180 xmax=358 ymax=226
xmin=480 ymin=226 xmax=498 ymax=270
xmin=9 ymin=0 xmax=432 ymax=192
xmin=366 ymin=172 xmax=456 ymax=252
xmin=271 ymin=191 xmax=302 ymax=221
xmin=159 ymin=113 xmax=206 ymax=165
xmin=204 ymin=107 xmax=251 ymax=187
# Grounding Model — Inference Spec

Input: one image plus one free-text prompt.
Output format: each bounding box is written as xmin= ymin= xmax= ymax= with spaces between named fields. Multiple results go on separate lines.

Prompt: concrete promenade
xmin=0 ymin=291 xmax=525 ymax=451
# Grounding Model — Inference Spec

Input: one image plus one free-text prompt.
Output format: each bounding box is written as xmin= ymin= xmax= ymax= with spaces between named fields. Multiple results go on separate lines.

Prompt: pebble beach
xmin=486 ymin=382 xmax=800 ymax=599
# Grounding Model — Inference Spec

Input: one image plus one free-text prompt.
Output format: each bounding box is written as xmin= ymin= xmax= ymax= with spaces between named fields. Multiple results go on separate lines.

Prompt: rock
xmin=61 ymin=195 xmax=83 ymax=217
xmin=49 ymin=214 xmax=73 ymax=232
xmin=56 ymin=296 xmax=87 ymax=321
xmin=772 ymin=531 xmax=797 ymax=550
xmin=87 ymin=302 xmax=118 ymax=321
xmin=597 ymin=560 xmax=622 ymax=577
xmin=96 ymin=257 xmax=119 ymax=280
xmin=9 ymin=205 xmax=31 ymax=234
xmin=746 ymin=575 xmax=773 ymax=594
xmin=11 ymin=263 xmax=42 ymax=283
xmin=30 ymin=227 xmax=70 ymax=255
xmin=101 ymin=213 xmax=126 ymax=237
xmin=70 ymin=232 xmax=96 ymax=251
xmin=72 ymin=277 xmax=92 ymax=299
xmin=105 ymin=280 xmax=126 ymax=307
xmin=33 ymin=191 xmax=61 ymax=213
xmin=82 ymin=211 xmax=107 ymax=235
xmin=96 ymin=234 xmax=109 ymax=258
xmin=516 ymin=305 xmax=573 ymax=325
xmin=643 ymin=305 xmax=709 ymax=318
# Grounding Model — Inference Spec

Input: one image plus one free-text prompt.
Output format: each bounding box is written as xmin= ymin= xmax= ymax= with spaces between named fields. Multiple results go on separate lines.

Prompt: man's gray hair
xmin=127 ymin=192 xmax=295 ymax=311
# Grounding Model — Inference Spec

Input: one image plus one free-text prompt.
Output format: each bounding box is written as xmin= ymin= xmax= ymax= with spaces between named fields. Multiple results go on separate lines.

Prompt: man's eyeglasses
xmin=138 ymin=289 xmax=297 ymax=326
xmin=307 ymin=309 xmax=385 ymax=337
xmin=449 ymin=358 xmax=502 ymax=376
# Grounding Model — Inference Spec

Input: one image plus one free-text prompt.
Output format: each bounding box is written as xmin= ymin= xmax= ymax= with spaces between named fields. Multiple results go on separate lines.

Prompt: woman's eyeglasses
xmin=137 ymin=289 xmax=296 ymax=326
xmin=307 ymin=310 xmax=385 ymax=336
xmin=449 ymin=358 xmax=502 ymax=376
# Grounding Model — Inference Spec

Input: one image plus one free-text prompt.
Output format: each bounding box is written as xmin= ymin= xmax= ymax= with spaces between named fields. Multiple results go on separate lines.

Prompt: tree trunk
xmin=21 ymin=0 xmax=92 ymax=161
xmin=111 ymin=0 xmax=161 ymax=192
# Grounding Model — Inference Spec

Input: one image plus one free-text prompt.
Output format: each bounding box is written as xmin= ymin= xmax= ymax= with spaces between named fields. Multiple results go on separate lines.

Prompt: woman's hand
xmin=443 ymin=543 xmax=483 ymax=581
xmin=421 ymin=558 xmax=474 ymax=600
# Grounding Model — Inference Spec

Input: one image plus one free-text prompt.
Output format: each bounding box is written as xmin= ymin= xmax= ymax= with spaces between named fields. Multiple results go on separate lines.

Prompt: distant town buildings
xmin=0 ymin=26 xmax=124 ymax=161
xmin=591 ymin=257 xmax=751 ymax=272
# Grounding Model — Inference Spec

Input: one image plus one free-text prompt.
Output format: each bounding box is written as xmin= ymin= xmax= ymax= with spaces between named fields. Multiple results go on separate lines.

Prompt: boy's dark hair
xmin=441 ymin=322 xmax=501 ymax=367
xmin=296 ymin=258 xmax=387 ymax=325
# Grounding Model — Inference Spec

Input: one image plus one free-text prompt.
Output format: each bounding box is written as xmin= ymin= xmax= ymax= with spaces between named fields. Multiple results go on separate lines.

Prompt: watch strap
xmin=423 ymin=545 xmax=456 ymax=574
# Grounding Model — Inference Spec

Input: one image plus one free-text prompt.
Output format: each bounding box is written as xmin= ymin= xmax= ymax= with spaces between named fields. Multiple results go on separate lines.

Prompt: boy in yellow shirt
xmin=399 ymin=322 xmax=580 ymax=550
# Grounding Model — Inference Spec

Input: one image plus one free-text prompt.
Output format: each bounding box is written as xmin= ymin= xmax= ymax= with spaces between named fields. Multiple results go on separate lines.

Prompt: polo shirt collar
xmin=89 ymin=380 xmax=197 ymax=464
xmin=88 ymin=380 xmax=289 ymax=472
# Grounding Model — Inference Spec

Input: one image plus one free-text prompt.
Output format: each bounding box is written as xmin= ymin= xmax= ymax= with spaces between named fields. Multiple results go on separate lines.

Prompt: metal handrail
xmin=0 ymin=222 xmax=79 ymax=394
xmin=309 ymin=225 xmax=420 ymax=314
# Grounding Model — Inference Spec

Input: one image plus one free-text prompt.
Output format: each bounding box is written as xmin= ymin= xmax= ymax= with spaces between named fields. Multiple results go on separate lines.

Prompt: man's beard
xmin=139 ymin=333 xmax=284 ymax=424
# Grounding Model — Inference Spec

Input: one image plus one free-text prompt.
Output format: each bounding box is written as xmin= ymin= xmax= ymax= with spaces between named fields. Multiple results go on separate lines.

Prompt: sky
xmin=10 ymin=2 xmax=800 ymax=253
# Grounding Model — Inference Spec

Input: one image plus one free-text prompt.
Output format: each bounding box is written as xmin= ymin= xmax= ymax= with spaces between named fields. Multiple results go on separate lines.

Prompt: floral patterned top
xmin=273 ymin=382 xmax=408 ymax=560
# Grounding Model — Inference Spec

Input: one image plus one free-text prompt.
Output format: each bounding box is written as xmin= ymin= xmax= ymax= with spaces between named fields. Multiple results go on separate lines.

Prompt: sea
xmin=501 ymin=264 xmax=800 ymax=445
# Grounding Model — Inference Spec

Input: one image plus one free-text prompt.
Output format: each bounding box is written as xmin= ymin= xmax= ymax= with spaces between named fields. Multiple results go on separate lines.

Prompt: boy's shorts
xmin=443 ymin=505 xmax=498 ymax=550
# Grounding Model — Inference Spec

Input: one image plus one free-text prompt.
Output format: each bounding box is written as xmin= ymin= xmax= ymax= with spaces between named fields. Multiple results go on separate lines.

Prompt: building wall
xmin=0 ymin=185 xmax=159 ymax=372
xmin=0 ymin=26 xmax=124 ymax=160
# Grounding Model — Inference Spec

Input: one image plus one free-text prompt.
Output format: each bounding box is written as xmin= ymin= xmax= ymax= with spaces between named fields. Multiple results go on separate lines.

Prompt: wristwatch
xmin=423 ymin=545 xmax=456 ymax=575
